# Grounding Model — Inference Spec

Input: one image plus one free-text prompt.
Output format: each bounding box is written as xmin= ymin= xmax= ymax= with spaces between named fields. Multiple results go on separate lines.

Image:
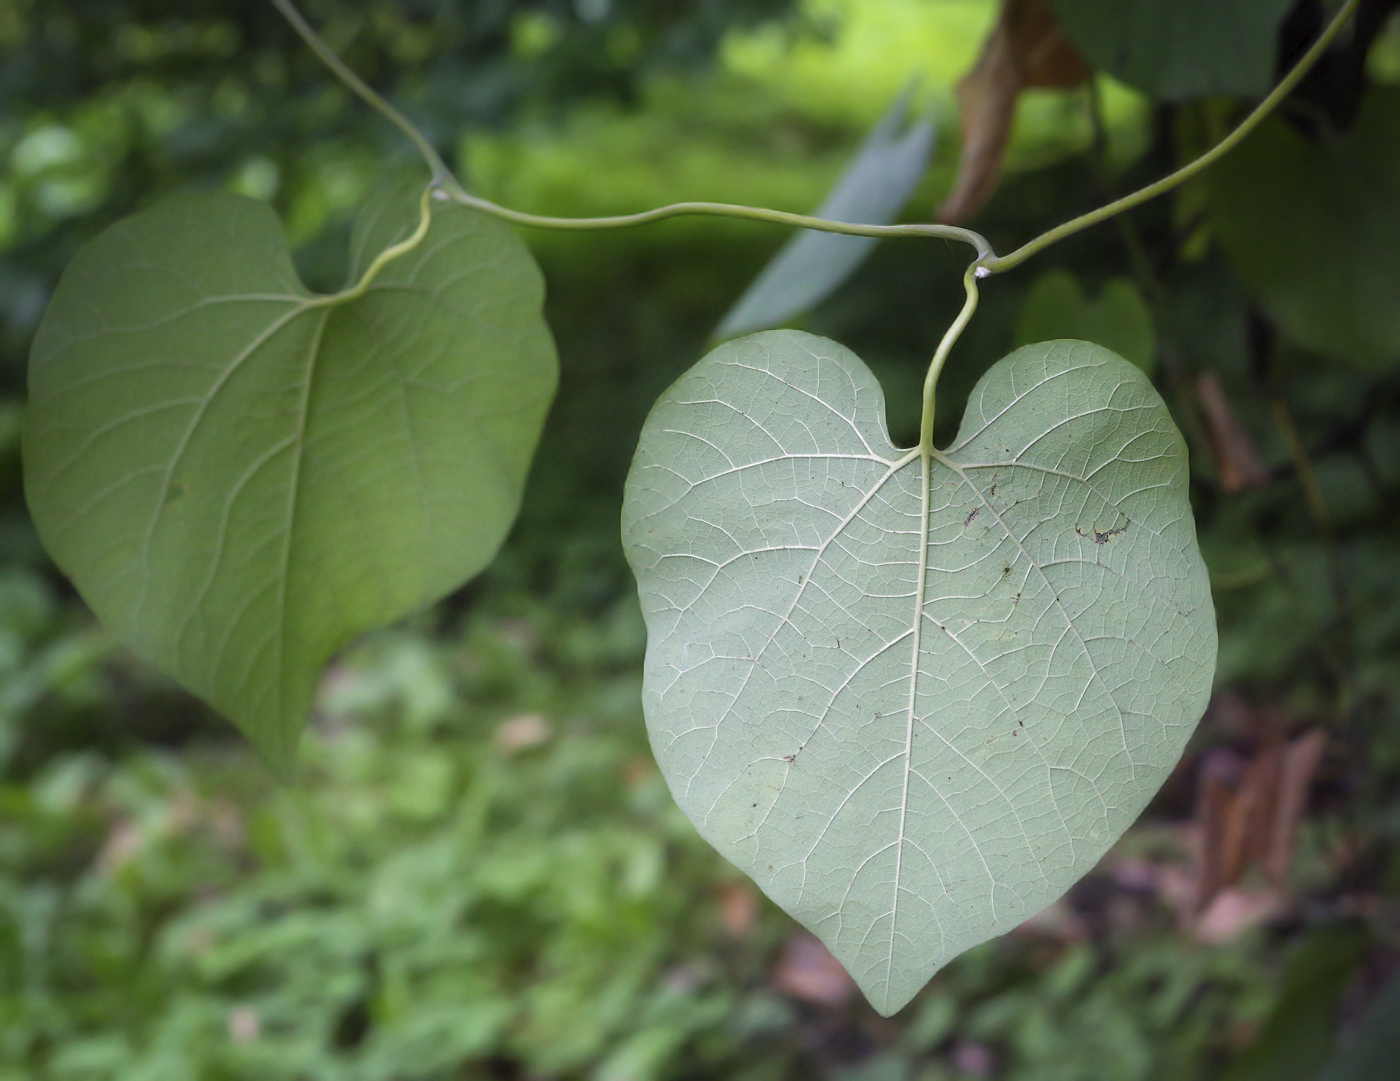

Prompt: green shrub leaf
xmin=622 ymin=332 xmax=1215 ymax=1014
xmin=23 ymin=186 xmax=556 ymax=770
xmin=1015 ymin=270 xmax=1156 ymax=376
xmin=1209 ymin=88 xmax=1400 ymax=371
xmin=1047 ymin=0 xmax=1293 ymax=99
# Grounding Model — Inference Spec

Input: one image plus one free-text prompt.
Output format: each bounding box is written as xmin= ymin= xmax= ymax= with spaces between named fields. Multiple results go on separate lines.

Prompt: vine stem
xmin=438 ymin=188 xmax=994 ymax=254
xmin=273 ymin=0 xmax=1360 ymax=440
xmin=271 ymin=0 xmax=454 ymax=186
xmin=917 ymin=0 xmax=1359 ymax=444
xmin=273 ymin=0 xmax=1358 ymax=274
xmin=976 ymin=0 xmax=1361 ymax=276
xmin=271 ymin=0 xmax=993 ymax=258
xmin=920 ymin=264 xmax=979 ymax=452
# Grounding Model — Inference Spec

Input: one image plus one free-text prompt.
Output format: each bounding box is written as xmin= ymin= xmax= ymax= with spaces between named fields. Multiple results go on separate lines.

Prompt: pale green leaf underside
xmin=623 ymin=332 xmax=1215 ymax=1015
xmin=24 ymin=188 xmax=556 ymax=769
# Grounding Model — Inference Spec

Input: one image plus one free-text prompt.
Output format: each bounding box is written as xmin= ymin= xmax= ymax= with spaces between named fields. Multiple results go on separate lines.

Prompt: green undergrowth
xmin=4 ymin=0 xmax=1400 ymax=1075
xmin=1 ymin=542 xmax=1279 ymax=1081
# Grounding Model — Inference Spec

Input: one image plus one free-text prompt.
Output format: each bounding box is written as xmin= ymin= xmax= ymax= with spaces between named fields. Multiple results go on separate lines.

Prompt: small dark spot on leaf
xmin=964 ymin=507 xmax=980 ymax=527
xmin=165 ymin=482 xmax=188 ymax=505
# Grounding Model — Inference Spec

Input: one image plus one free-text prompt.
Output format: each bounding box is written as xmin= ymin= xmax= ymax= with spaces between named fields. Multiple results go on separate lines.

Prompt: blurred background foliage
xmin=3 ymin=0 xmax=1400 ymax=1078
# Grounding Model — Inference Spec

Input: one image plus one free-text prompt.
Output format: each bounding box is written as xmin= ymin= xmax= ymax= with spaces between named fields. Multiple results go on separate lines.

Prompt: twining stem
xmin=271 ymin=0 xmax=453 ymax=186
xmin=439 ymin=188 xmax=994 ymax=255
xmin=975 ymin=0 xmax=1361 ymax=276
xmin=919 ymin=265 xmax=979 ymax=452
xmin=922 ymin=0 xmax=1357 ymax=441
xmin=274 ymin=0 xmax=1357 ymax=275
xmin=272 ymin=0 xmax=993 ymax=260
xmin=274 ymin=0 xmax=1360 ymax=439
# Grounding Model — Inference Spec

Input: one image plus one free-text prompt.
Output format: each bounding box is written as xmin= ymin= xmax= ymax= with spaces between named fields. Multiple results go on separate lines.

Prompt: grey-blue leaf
xmin=622 ymin=332 xmax=1216 ymax=1014
xmin=714 ymin=84 xmax=936 ymax=340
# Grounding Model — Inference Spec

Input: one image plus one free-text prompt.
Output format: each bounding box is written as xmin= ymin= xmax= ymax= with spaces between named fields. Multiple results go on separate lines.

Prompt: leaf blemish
xmin=963 ymin=507 xmax=979 ymax=527
xmin=1076 ymin=518 xmax=1131 ymax=545
xmin=164 ymin=482 xmax=188 ymax=505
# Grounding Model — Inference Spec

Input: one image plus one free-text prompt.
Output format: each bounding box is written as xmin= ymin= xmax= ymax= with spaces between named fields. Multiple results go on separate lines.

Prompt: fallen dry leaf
xmin=771 ymin=932 xmax=856 ymax=1006
xmin=715 ymin=881 xmax=759 ymax=937
xmin=495 ymin=711 xmax=551 ymax=754
xmin=1192 ymin=886 xmax=1282 ymax=944
xmin=939 ymin=0 xmax=1089 ymax=223
xmin=1197 ymin=371 xmax=1270 ymax=492
xmin=1193 ymin=721 xmax=1327 ymax=913
xmin=228 ymin=1005 xmax=261 ymax=1043
xmin=1264 ymin=729 xmax=1327 ymax=886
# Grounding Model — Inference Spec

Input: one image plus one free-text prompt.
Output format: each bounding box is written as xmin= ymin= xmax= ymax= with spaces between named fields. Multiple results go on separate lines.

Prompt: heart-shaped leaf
xmin=24 ymin=187 xmax=556 ymax=770
xmin=622 ymin=332 xmax=1215 ymax=1014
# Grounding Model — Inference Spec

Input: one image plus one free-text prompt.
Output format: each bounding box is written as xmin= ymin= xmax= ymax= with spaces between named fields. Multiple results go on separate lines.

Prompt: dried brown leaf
xmin=939 ymin=0 xmax=1089 ymax=223
xmin=715 ymin=881 xmax=759 ymax=937
xmin=771 ymin=932 xmax=856 ymax=1006
xmin=1007 ymin=0 xmax=1092 ymax=87
xmin=495 ymin=711 xmax=552 ymax=754
xmin=1193 ymin=719 xmax=1326 ymax=911
xmin=1197 ymin=371 xmax=1270 ymax=492
xmin=1264 ymin=729 xmax=1327 ymax=886
xmin=1196 ymin=747 xmax=1248 ymax=906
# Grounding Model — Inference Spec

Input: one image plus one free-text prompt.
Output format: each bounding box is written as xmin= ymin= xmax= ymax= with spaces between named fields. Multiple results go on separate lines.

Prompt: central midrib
xmin=886 ymin=446 xmax=933 ymax=1009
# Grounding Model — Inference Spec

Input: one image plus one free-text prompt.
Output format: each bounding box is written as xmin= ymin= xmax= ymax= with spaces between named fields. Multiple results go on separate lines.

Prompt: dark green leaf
xmin=1222 ymin=924 xmax=1366 ymax=1081
xmin=1316 ymin=968 xmax=1400 ymax=1081
xmin=1047 ymin=0 xmax=1294 ymax=99
xmin=23 ymin=187 xmax=556 ymax=770
xmin=1209 ymin=88 xmax=1400 ymax=370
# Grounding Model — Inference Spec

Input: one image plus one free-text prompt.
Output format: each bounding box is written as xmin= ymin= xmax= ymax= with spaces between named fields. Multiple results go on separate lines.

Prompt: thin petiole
xmin=919 ymin=265 xmax=979 ymax=452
